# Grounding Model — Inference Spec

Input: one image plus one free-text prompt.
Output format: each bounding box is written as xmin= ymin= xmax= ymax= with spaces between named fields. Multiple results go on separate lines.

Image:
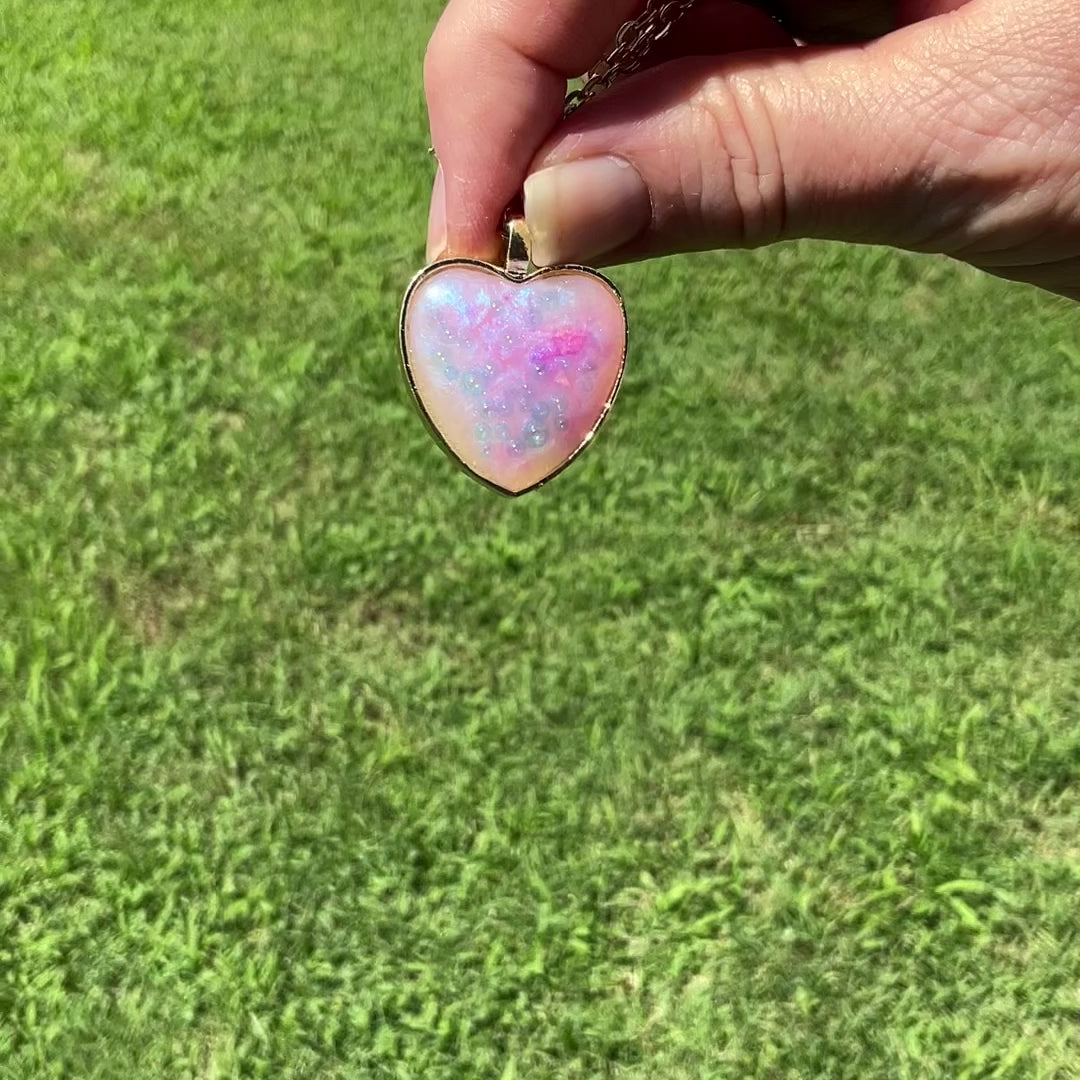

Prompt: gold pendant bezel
xmin=399 ymin=257 xmax=629 ymax=498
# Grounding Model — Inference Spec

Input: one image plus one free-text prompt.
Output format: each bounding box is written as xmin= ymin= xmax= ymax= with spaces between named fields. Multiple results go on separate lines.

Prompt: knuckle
xmin=422 ymin=16 xmax=460 ymax=99
xmin=686 ymin=72 xmax=787 ymax=247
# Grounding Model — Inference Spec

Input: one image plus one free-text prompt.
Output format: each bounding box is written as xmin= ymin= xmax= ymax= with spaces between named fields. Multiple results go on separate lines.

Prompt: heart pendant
xmin=400 ymin=222 xmax=627 ymax=496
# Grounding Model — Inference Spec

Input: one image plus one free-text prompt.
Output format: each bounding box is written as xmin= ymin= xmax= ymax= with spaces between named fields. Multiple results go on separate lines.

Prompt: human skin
xmin=423 ymin=0 xmax=1080 ymax=301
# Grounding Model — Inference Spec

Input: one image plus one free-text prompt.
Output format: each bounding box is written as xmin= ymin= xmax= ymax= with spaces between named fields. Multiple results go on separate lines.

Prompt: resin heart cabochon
xmin=401 ymin=262 xmax=628 ymax=495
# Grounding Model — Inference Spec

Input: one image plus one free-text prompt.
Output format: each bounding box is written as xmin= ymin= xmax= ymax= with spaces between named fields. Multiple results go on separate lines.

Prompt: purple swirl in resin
xmin=402 ymin=263 xmax=627 ymax=494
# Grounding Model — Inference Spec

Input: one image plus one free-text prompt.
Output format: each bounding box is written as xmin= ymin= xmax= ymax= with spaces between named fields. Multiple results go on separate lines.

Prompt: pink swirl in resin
xmin=402 ymin=264 xmax=627 ymax=495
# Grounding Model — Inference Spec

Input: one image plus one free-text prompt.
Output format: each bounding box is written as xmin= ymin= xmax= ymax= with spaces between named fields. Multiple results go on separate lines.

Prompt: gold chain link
xmin=562 ymin=0 xmax=701 ymax=118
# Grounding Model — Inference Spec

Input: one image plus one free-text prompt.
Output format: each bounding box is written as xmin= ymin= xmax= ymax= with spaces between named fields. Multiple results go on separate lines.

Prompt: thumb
xmin=523 ymin=4 xmax=1001 ymax=267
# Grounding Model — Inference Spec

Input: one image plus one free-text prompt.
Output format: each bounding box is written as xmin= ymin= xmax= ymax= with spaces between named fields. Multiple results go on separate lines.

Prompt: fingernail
xmin=426 ymin=166 xmax=446 ymax=262
xmin=524 ymin=156 xmax=650 ymax=267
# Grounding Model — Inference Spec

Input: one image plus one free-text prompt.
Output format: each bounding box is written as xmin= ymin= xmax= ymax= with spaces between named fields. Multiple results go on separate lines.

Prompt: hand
xmin=424 ymin=0 xmax=1080 ymax=301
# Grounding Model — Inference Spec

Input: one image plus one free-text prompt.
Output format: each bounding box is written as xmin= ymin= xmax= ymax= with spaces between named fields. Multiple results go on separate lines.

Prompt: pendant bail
xmin=503 ymin=214 xmax=533 ymax=279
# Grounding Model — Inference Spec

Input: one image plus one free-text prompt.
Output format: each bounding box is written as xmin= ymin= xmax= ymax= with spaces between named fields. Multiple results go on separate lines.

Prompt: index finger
xmin=424 ymin=0 xmax=640 ymax=261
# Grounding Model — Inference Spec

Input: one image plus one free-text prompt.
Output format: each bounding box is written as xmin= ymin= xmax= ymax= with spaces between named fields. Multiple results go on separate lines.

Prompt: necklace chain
xmin=563 ymin=0 xmax=700 ymax=117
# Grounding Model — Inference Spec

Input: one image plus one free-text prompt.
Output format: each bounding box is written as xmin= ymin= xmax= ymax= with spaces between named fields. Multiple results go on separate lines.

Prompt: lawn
xmin=1 ymin=1 xmax=1079 ymax=1077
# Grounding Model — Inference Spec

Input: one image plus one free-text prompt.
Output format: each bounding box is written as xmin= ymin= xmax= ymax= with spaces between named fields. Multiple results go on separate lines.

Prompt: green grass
xmin=2 ymin=1 xmax=1080 ymax=1076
